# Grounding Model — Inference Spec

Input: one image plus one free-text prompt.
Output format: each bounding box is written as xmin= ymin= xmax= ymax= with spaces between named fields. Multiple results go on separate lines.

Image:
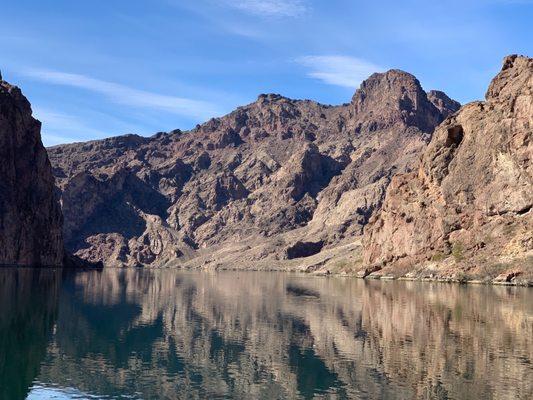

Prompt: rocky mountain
xmin=363 ymin=55 xmax=533 ymax=284
xmin=48 ymin=69 xmax=459 ymax=268
xmin=0 ymin=78 xmax=64 ymax=266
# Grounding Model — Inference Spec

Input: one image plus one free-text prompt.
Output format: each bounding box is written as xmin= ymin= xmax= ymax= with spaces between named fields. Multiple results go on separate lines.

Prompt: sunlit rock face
xmin=0 ymin=269 xmax=61 ymax=400
xmin=0 ymin=80 xmax=63 ymax=266
xmin=363 ymin=55 xmax=533 ymax=281
xmin=48 ymin=70 xmax=459 ymax=268
xmin=30 ymin=270 xmax=533 ymax=399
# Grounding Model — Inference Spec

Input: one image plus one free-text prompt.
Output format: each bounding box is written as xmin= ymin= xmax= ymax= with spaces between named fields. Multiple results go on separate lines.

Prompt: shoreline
xmin=101 ymin=263 xmax=533 ymax=287
xmin=2 ymin=262 xmax=531 ymax=287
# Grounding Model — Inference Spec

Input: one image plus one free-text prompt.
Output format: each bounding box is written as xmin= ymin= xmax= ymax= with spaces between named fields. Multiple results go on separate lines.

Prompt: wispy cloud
xmin=296 ymin=56 xmax=384 ymax=88
xmin=22 ymin=69 xmax=222 ymax=120
xmin=224 ymin=0 xmax=308 ymax=17
xmin=41 ymin=133 xmax=81 ymax=147
xmin=32 ymin=107 xmax=103 ymax=146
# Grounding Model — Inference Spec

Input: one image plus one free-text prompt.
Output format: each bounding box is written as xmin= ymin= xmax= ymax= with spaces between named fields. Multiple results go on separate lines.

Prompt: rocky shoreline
xmin=97 ymin=262 xmax=533 ymax=287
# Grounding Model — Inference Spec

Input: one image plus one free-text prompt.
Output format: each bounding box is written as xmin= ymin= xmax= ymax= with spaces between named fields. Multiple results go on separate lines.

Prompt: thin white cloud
xmin=225 ymin=0 xmax=308 ymax=17
xmin=296 ymin=55 xmax=384 ymax=88
xmin=22 ymin=69 xmax=221 ymax=120
xmin=41 ymin=133 xmax=81 ymax=147
xmin=32 ymin=107 xmax=103 ymax=146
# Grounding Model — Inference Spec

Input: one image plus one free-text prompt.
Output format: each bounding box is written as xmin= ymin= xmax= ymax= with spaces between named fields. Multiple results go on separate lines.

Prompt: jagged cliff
xmin=0 ymin=79 xmax=64 ymax=266
xmin=363 ymin=55 xmax=533 ymax=284
xmin=48 ymin=69 xmax=459 ymax=268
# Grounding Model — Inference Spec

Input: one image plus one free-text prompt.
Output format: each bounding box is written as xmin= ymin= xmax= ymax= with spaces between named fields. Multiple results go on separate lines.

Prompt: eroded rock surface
xmin=0 ymin=79 xmax=63 ymax=266
xmin=363 ymin=55 xmax=533 ymax=282
xmin=49 ymin=69 xmax=458 ymax=267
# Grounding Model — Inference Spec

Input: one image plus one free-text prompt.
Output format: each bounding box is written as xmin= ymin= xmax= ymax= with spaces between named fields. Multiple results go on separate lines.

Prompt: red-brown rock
xmin=48 ymin=69 xmax=459 ymax=267
xmin=363 ymin=55 xmax=533 ymax=280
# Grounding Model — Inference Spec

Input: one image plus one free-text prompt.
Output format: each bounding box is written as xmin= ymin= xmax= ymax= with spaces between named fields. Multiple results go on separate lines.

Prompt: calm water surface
xmin=0 ymin=268 xmax=531 ymax=400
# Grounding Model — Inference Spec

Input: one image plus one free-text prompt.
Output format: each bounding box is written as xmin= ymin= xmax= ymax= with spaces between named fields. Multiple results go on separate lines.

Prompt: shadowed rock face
xmin=363 ymin=55 xmax=533 ymax=279
xmin=0 ymin=80 xmax=63 ymax=266
xmin=48 ymin=69 xmax=459 ymax=267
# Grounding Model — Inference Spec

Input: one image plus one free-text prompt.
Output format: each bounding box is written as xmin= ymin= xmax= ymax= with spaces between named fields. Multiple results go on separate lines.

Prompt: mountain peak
xmin=351 ymin=69 xmax=455 ymax=132
xmin=352 ymin=69 xmax=425 ymax=108
xmin=256 ymin=93 xmax=290 ymax=104
xmin=486 ymin=55 xmax=532 ymax=107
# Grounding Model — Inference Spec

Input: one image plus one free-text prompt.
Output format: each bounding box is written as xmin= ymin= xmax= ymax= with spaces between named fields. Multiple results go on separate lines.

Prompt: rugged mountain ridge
xmin=0 ymin=78 xmax=64 ymax=266
xmin=49 ymin=69 xmax=459 ymax=268
xmin=363 ymin=55 xmax=533 ymax=283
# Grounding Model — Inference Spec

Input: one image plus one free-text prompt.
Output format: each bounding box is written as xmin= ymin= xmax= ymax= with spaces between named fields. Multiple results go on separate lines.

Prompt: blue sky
xmin=1 ymin=0 xmax=531 ymax=146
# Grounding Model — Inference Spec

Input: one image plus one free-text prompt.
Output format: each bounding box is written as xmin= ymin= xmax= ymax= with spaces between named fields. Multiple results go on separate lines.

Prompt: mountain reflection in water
xmin=0 ymin=268 xmax=531 ymax=399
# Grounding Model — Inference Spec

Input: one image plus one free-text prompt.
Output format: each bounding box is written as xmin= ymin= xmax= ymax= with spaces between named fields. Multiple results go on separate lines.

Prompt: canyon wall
xmin=0 ymin=79 xmax=64 ymax=266
xmin=363 ymin=55 xmax=532 ymax=282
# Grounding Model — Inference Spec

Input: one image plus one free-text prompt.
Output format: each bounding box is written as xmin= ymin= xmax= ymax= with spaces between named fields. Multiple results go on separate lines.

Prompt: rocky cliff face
xmin=0 ymin=79 xmax=64 ymax=266
xmin=363 ymin=55 xmax=532 ymax=283
xmin=49 ymin=69 xmax=459 ymax=268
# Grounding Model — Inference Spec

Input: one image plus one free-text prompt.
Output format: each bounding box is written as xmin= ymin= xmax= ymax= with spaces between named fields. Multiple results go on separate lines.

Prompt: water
xmin=0 ymin=268 xmax=531 ymax=400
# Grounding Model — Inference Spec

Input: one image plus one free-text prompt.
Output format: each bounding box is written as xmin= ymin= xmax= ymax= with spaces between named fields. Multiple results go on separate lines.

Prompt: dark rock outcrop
xmin=286 ymin=240 xmax=324 ymax=259
xmin=0 ymin=79 xmax=63 ymax=266
xmin=48 ymin=69 xmax=459 ymax=267
xmin=363 ymin=55 xmax=533 ymax=281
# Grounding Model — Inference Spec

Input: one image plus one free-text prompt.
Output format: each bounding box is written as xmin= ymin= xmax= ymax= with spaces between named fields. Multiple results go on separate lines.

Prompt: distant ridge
xmin=48 ymin=67 xmax=458 ymax=270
